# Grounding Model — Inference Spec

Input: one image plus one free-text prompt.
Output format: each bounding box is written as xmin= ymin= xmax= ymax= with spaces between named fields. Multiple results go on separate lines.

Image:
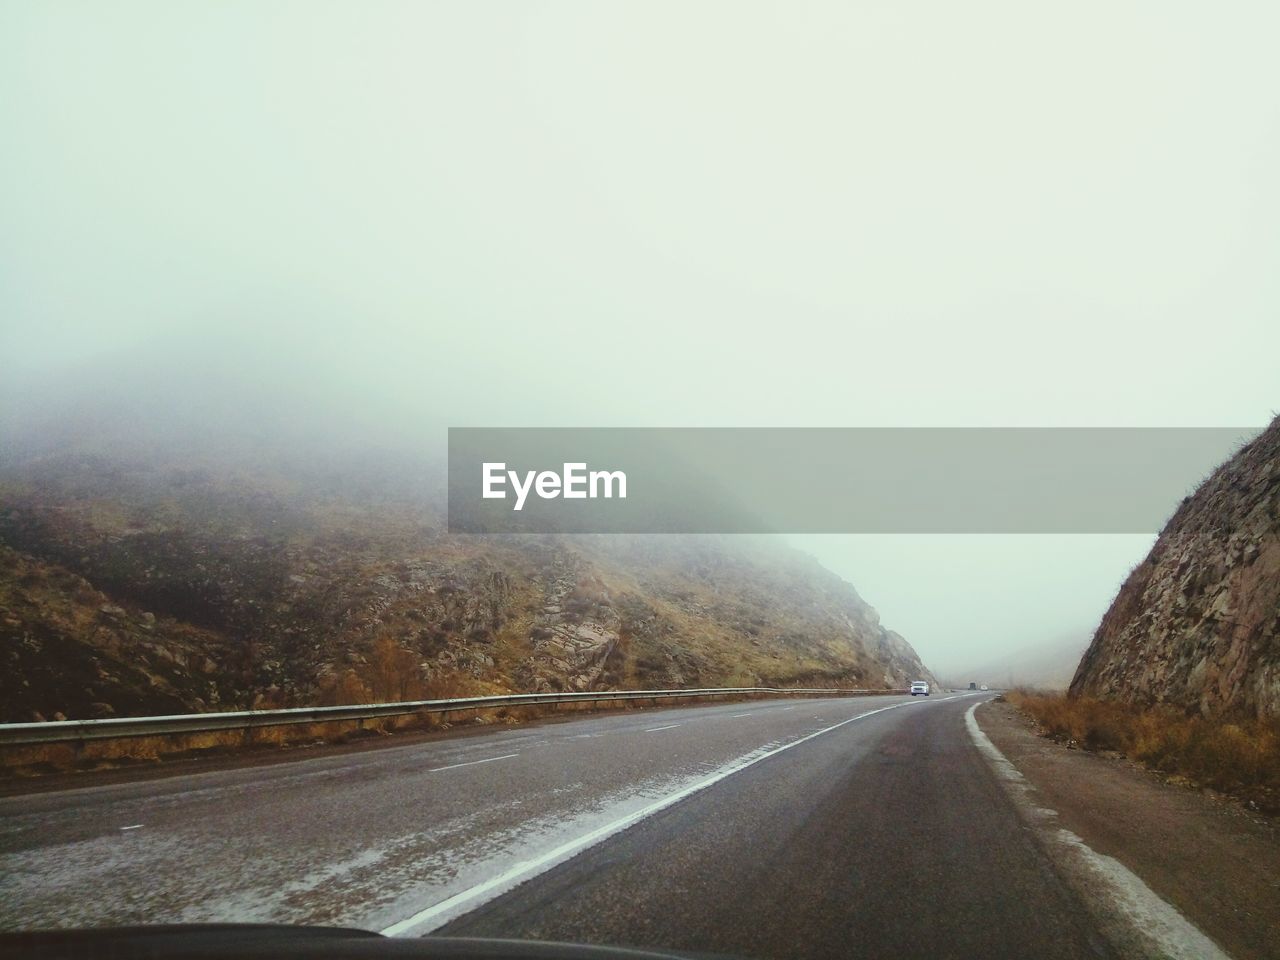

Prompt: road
xmin=0 ymin=693 xmax=1120 ymax=959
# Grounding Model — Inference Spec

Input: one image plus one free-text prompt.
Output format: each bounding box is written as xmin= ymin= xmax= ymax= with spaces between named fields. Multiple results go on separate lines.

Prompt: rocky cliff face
xmin=1071 ymin=419 xmax=1280 ymax=718
xmin=0 ymin=453 xmax=936 ymax=721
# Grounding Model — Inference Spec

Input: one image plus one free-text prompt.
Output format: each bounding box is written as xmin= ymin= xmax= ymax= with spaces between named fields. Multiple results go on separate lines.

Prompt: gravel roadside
xmin=976 ymin=699 xmax=1280 ymax=960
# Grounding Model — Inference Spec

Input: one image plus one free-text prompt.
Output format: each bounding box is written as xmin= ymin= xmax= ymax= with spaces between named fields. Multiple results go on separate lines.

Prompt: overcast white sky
xmin=3 ymin=2 xmax=1277 ymax=676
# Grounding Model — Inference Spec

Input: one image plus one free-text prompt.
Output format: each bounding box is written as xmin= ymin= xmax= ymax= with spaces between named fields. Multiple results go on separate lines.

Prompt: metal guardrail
xmin=0 ymin=687 xmax=900 ymax=747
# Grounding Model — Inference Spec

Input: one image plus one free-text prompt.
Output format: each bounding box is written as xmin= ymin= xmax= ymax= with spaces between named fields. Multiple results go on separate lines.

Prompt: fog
xmin=3 ymin=2 xmax=1278 ymax=679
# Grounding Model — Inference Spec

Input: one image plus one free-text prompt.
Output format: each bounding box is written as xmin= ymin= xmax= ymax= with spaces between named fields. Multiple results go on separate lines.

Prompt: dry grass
xmin=0 ymin=715 xmax=441 ymax=773
xmin=1008 ymin=691 xmax=1280 ymax=814
xmin=0 ymin=688 xmax=898 ymax=778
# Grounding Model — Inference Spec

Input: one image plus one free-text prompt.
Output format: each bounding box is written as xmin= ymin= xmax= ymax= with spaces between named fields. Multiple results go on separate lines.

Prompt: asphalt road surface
xmin=0 ymin=693 xmax=1120 ymax=959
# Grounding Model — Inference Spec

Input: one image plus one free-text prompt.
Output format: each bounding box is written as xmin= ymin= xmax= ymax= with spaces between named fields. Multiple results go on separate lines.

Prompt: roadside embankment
xmin=1007 ymin=690 xmax=1280 ymax=814
xmin=977 ymin=698 xmax=1280 ymax=960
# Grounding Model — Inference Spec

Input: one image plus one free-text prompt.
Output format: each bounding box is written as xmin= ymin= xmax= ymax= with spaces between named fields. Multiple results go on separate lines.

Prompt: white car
xmin=910 ymin=681 xmax=930 ymax=696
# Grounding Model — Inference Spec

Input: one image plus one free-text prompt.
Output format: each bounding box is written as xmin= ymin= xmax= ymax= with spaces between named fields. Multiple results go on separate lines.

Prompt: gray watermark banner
xmin=448 ymin=427 xmax=1260 ymax=534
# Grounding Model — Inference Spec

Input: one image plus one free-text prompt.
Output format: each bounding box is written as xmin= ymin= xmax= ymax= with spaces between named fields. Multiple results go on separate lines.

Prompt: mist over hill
xmin=945 ymin=635 xmax=1088 ymax=691
xmin=0 ymin=445 xmax=936 ymax=723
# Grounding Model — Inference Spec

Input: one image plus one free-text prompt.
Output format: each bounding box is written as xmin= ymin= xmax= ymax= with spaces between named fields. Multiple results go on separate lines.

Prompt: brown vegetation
xmin=0 ymin=688 xmax=896 ymax=778
xmin=1009 ymin=690 xmax=1280 ymax=814
xmin=0 ymin=697 xmax=587 ymax=776
xmin=1 ymin=466 xmax=935 ymax=723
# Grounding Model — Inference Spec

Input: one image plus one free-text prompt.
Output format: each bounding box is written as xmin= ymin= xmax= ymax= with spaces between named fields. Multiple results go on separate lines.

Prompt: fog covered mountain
xmin=0 ymin=447 xmax=936 ymax=722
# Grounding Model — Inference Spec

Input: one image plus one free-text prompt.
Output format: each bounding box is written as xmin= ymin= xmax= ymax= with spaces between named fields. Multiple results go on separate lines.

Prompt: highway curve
xmin=1 ymin=693 xmax=1120 ymax=958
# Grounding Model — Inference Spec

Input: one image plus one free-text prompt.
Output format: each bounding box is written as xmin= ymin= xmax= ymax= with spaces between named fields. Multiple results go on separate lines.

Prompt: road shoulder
xmin=976 ymin=699 xmax=1280 ymax=960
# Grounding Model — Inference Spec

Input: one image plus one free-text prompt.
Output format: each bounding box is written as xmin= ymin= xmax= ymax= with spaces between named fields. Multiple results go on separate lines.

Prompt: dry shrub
xmin=318 ymin=669 xmax=373 ymax=706
xmin=3 ymin=688 xmax=876 ymax=779
xmin=1008 ymin=690 xmax=1280 ymax=814
xmin=422 ymin=670 xmax=481 ymax=701
xmin=368 ymin=635 xmax=425 ymax=702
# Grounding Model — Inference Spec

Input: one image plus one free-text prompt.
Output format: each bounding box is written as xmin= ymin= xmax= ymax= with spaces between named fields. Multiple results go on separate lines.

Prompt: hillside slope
xmin=0 ymin=453 xmax=936 ymax=722
xmin=1071 ymin=419 xmax=1280 ymax=717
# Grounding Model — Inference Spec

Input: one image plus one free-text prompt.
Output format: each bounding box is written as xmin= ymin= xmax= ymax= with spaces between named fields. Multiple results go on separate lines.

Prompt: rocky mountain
xmin=0 ymin=451 xmax=936 ymax=722
xmin=1071 ymin=418 xmax=1280 ymax=718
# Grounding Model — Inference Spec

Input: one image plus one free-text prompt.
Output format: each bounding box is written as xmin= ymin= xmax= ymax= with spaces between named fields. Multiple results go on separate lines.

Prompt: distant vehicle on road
xmin=910 ymin=681 xmax=930 ymax=696
xmin=969 ymin=682 xmax=977 ymax=690
xmin=980 ymin=684 xmax=989 ymax=691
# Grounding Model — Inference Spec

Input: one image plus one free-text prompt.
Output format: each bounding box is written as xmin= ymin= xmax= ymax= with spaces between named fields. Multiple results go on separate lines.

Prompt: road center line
xmin=728 ymin=713 xmax=752 ymax=718
xmin=382 ymin=699 xmax=918 ymax=937
xmin=643 ymin=723 xmax=682 ymax=732
xmin=427 ymin=753 xmax=519 ymax=773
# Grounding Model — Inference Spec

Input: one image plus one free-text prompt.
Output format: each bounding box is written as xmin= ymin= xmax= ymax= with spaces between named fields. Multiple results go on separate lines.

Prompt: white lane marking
xmin=119 ymin=824 xmax=143 ymax=831
xmin=964 ymin=703 xmax=1230 ymax=960
xmin=643 ymin=723 xmax=682 ymax=733
xmin=728 ymin=713 xmax=752 ymax=718
xmin=382 ymin=699 xmax=919 ymax=936
xmin=777 ymin=706 xmax=796 ymax=711
xmin=427 ymin=753 xmax=519 ymax=773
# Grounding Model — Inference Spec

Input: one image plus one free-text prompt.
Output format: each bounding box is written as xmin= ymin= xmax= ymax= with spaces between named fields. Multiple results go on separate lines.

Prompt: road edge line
xmin=964 ymin=701 xmax=1232 ymax=960
xmin=381 ymin=699 xmax=923 ymax=936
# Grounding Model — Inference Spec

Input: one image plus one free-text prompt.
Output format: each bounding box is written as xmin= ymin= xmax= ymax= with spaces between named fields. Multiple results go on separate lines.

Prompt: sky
xmin=3 ymin=1 xmax=1278 ymax=678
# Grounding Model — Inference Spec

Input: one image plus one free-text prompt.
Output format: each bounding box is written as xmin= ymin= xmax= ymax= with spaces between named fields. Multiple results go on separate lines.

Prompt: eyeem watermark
xmin=482 ymin=462 xmax=627 ymax=511
xmin=451 ymin=427 xmax=1263 ymax=533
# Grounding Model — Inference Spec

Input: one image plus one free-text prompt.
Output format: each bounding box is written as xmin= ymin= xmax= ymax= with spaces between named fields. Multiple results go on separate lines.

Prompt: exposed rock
xmin=0 ymin=453 xmax=937 ymax=720
xmin=1071 ymin=418 xmax=1280 ymax=718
